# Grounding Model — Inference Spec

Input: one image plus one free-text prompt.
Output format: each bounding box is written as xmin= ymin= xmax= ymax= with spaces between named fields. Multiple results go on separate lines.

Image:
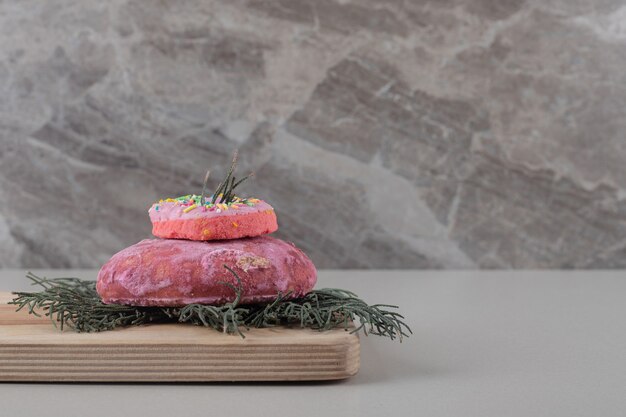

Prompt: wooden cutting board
xmin=0 ymin=292 xmax=359 ymax=382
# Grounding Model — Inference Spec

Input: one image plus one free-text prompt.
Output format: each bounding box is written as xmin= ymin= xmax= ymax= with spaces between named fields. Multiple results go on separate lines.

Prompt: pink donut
xmin=96 ymin=236 xmax=317 ymax=307
xmin=148 ymin=195 xmax=278 ymax=241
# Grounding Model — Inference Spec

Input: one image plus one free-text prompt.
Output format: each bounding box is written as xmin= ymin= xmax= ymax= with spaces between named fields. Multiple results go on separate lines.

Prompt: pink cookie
xmin=149 ymin=197 xmax=278 ymax=241
xmin=96 ymin=236 xmax=317 ymax=307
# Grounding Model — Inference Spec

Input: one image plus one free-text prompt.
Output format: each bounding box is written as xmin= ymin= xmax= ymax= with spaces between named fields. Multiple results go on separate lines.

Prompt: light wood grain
xmin=0 ymin=292 xmax=360 ymax=381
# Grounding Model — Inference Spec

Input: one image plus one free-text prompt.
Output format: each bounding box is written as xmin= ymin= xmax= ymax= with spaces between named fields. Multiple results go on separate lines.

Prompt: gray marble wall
xmin=1 ymin=0 xmax=625 ymax=269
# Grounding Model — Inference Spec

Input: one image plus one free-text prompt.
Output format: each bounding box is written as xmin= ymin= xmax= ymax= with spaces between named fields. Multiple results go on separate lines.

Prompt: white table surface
xmin=1 ymin=269 xmax=625 ymax=417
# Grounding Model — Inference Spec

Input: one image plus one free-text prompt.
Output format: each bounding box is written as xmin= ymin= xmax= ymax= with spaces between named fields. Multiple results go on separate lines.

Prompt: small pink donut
xmin=148 ymin=196 xmax=278 ymax=241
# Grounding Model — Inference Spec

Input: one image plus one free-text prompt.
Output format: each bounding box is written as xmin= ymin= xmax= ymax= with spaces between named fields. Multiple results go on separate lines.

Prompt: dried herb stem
xmin=207 ymin=150 xmax=253 ymax=205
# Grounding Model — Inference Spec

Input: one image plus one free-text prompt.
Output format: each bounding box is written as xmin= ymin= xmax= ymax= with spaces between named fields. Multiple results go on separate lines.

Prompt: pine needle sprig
xmin=206 ymin=150 xmax=254 ymax=205
xmin=252 ymin=289 xmax=412 ymax=340
xmin=11 ymin=272 xmax=173 ymax=332
xmin=177 ymin=265 xmax=250 ymax=337
xmin=10 ymin=270 xmax=411 ymax=341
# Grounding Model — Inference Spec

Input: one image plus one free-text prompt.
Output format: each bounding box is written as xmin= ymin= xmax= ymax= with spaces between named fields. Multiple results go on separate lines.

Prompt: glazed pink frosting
xmin=96 ymin=236 xmax=317 ymax=307
xmin=148 ymin=200 xmax=275 ymax=222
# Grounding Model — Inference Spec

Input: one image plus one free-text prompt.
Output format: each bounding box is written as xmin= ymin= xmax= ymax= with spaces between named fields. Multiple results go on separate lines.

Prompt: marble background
xmin=1 ymin=0 xmax=625 ymax=269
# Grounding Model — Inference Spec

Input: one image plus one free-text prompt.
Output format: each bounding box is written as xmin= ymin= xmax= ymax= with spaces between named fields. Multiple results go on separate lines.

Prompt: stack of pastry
xmin=96 ymin=158 xmax=316 ymax=307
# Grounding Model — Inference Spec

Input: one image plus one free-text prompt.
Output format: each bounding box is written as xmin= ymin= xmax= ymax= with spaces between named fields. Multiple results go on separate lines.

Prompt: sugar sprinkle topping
xmin=152 ymin=194 xmax=261 ymax=213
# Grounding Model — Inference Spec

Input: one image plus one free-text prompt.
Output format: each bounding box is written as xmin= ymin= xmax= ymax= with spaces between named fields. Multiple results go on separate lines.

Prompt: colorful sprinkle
xmin=155 ymin=195 xmax=263 ymax=210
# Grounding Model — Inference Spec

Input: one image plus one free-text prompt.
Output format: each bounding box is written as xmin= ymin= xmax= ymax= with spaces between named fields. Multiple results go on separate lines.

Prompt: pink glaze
xmin=96 ymin=236 xmax=317 ymax=307
xmin=149 ymin=200 xmax=278 ymax=240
